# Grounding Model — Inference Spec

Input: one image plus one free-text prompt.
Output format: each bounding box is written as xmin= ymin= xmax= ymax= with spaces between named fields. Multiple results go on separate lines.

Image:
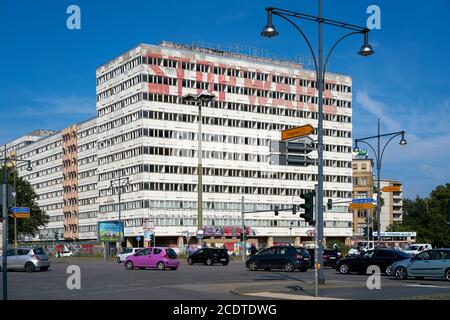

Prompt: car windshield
xmin=33 ymin=248 xmax=45 ymax=255
xmin=405 ymin=245 xmax=419 ymax=250
xmin=396 ymin=251 xmax=412 ymax=258
xmin=122 ymin=248 xmax=133 ymax=254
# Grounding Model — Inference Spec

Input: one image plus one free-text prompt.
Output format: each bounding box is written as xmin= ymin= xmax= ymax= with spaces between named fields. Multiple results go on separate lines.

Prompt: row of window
xmin=97 ymin=91 xmax=352 ymax=127
xmin=97 ymin=72 xmax=351 ymax=109
xmin=78 ymin=169 xmax=97 ymax=179
xmin=98 ymin=164 xmax=351 ymax=184
xmin=79 ymin=211 xmax=98 ymax=220
xmin=17 ymin=140 xmax=61 ymax=161
xmin=78 ymin=155 xmax=96 ymax=166
xmin=96 ymin=55 xmax=351 ymax=93
xmin=78 ymin=141 xmax=97 ymax=153
xmin=34 ymin=177 xmax=63 ymax=190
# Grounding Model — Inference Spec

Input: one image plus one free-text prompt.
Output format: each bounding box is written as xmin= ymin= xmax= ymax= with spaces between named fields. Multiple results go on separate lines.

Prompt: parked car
xmin=125 ymin=247 xmax=179 ymax=271
xmin=246 ymin=245 xmax=310 ymax=272
xmin=117 ymin=247 xmax=141 ymax=263
xmin=307 ymin=248 xmax=341 ymax=268
xmin=402 ymin=243 xmax=433 ymax=256
xmin=187 ymin=248 xmax=229 ymax=266
xmin=0 ymin=247 xmax=50 ymax=272
xmin=387 ymin=249 xmax=450 ymax=281
xmin=336 ymin=249 xmax=411 ymax=274
xmin=55 ymin=250 xmax=74 ymax=258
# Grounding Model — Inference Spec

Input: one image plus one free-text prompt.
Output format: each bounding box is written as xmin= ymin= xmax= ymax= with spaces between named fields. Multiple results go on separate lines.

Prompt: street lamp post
xmin=182 ymin=93 xmax=216 ymax=240
xmin=110 ymin=170 xmax=129 ymax=253
xmin=261 ymin=1 xmax=374 ymax=285
xmin=354 ymin=118 xmax=406 ymax=245
xmin=1 ymin=145 xmax=32 ymax=300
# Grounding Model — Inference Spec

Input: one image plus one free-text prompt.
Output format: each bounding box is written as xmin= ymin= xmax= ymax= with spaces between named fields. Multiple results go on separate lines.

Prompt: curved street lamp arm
xmin=356 ymin=140 xmax=378 ymax=163
xmin=273 ymin=12 xmax=319 ymax=78
xmin=380 ymin=133 xmax=402 ymax=165
xmin=323 ymin=31 xmax=363 ymax=80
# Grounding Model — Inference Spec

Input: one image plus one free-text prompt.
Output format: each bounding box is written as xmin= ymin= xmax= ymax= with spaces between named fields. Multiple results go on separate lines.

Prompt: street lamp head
xmin=353 ymin=145 xmax=360 ymax=153
xmin=358 ymin=31 xmax=375 ymax=57
xmin=26 ymin=162 xmax=32 ymax=171
xmin=399 ymin=133 xmax=407 ymax=145
xmin=261 ymin=8 xmax=279 ymax=38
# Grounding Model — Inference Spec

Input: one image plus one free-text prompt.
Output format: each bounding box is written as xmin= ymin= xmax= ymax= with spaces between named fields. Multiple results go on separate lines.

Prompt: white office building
xmin=1 ymin=41 xmax=354 ymax=248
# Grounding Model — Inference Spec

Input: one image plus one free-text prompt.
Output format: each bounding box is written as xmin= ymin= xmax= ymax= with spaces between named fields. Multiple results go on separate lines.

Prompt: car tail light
xmin=32 ymin=255 xmax=40 ymax=260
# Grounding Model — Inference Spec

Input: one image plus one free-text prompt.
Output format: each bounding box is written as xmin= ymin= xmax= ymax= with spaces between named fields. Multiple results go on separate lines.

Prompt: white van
xmin=403 ymin=243 xmax=433 ymax=256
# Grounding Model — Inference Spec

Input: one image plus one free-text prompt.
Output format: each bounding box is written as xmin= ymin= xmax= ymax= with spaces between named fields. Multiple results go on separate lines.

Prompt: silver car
xmin=0 ymin=247 xmax=51 ymax=272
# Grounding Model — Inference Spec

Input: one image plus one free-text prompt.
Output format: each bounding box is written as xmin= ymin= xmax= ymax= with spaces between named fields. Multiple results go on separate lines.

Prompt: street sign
xmin=381 ymin=186 xmax=401 ymax=192
xmin=136 ymin=236 xmax=141 ymax=242
xmin=349 ymin=203 xmax=375 ymax=210
xmin=10 ymin=207 xmax=30 ymax=214
xmin=352 ymin=198 xmax=375 ymax=203
xmin=281 ymin=124 xmax=314 ymax=141
xmin=9 ymin=213 xmax=30 ymax=219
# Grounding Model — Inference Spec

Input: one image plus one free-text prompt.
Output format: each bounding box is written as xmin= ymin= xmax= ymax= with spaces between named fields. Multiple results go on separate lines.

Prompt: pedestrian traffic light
xmin=292 ymin=204 xmax=297 ymax=215
xmin=274 ymin=205 xmax=280 ymax=216
xmin=363 ymin=226 xmax=373 ymax=238
xmin=327 ymin=199 xmax=333 ymax=211
xmin=300 ymin=191 xmax=315 ymax=225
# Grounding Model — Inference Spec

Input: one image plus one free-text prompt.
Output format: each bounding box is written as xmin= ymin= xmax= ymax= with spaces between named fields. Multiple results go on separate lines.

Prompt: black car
xmin=336 ymin=249 xmax=411 ymax=274
xmin=246 ymin=246 xmax=310 ymax=272
xmin=307 ymin=248 xmax=341 ymax=268
xmin=187 ymin=248 xmax=229 ymax=266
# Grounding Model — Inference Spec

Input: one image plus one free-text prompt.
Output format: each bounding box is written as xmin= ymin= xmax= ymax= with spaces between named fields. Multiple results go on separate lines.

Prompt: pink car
xmin=124 ymin=247 xmax=180 ymax=271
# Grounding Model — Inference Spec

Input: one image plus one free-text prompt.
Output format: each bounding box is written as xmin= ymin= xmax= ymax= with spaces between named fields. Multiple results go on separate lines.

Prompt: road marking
xmin=244 ymin=292 xmax=345 ymax=300
xmin=404 ymin=284 xmax=448 ymax=289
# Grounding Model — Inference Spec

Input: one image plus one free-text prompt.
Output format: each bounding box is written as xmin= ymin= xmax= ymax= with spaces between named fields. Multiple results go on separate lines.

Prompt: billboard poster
xmin=98 ymin=221 xmax=123 ymax=242
xmin=203 ymin=226 xmax=255 ymax=237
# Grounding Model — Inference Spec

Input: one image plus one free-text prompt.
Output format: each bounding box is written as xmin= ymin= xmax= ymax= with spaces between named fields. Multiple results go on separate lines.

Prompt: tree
xmin=0 ymin=166 xmax=49 ymax=240
xmin=391 ymin=183 xmax=450 ymax=247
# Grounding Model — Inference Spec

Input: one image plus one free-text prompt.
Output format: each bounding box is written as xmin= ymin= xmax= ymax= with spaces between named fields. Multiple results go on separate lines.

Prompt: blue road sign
xmin=352 ymin=198 xmax=375 ymax=204
xmin=10 ymin=207 xmax=30 ymax=214
xmin=136 ymin=236 xmax=141 ymax=241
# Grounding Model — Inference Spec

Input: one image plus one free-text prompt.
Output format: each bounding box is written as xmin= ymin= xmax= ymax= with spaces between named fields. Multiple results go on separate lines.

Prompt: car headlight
xmin=386 ymin=265 xmax=392 ymax=276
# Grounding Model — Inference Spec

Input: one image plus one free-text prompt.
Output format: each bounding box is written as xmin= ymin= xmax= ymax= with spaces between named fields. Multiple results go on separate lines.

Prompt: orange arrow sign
xmin=382 ymin=186 xmax=401 ymax=192
xmin=349 ymin=203 xmax=375 ymax=210
xmin=281 ymin=124 xmax=314 ymax=141
xmin=9 ymin=213 xmax=31 ymax=219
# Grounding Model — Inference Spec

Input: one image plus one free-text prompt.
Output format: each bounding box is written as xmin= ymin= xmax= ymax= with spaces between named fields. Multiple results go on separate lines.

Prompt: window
xmin=363 ymin=250 xmax=375 ymax=258
xmin=375 ymin=250 xmax=395 ymax=258
xmin=258 ymin=248 xmax=276 ymax=256
xmin=135 ymin=248 xmax=150 ymax=256
xmin=415 ymin=251 xmax=434 ymax=261
xmin=153 ymin=248 xmax=162 ymax=255
xmin=17 ymin=249 xmax=30 ymax=256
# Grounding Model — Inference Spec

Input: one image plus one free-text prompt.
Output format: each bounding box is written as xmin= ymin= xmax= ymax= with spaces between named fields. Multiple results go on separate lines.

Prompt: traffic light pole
xmin=241 ymin=196 xmax=245 ymax=263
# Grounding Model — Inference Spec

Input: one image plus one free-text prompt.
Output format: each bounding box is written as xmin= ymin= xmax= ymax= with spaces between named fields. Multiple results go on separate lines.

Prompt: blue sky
xmin=0 ymin=0 xmax=449 ymax=199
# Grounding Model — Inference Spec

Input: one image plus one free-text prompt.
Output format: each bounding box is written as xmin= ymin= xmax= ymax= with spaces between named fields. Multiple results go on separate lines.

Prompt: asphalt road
xmin=1 ymin=258 xmax=449 ymax=300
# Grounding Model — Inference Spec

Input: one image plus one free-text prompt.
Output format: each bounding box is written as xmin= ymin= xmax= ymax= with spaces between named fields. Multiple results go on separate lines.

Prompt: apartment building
xmin=2 ymin=41 xmax=355 ymax=246
xmin=351 ymin=156 xmax=374 ymax=236
xmin=378 ymin=179 xmax=403 ymax=231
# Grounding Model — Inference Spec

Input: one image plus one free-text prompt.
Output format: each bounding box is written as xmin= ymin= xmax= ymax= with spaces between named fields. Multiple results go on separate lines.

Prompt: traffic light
xmin=292 ymin=204 xmax=297 ymax=215
xmin=327 ymin=199 xmax=333 ymax=211
xmin=300 ymin=191 xmax=315 ymax=225
xmin=274 ymin=205 xmax=280 ymax=216
xmin=363 ymin=227 xmax=373 ymax=238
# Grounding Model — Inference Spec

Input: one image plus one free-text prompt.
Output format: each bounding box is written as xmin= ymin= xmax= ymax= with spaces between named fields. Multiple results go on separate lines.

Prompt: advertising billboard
xmin=98 ymin=221 xmax=123 ymax=242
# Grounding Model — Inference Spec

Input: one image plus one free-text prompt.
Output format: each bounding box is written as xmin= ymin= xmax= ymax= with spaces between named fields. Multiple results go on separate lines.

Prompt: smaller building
xmin=352 ymin=156 xmax=374 ymax=237
xmin=378 ymin=179 xmax=403 ymax=231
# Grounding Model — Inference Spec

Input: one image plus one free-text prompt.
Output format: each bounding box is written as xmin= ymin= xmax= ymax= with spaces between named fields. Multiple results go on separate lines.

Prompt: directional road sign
xmin=382 ymin=186 xmax=401 ymax=192
xmin=349 ymin=203 xmax=375 ymax=210
xmin=352 ymin=198 xmax=375 ymax=203
xmin=9 ymin=213 xmax=30 ymax=219
xmin=10 ymin=207 xmax=30 ymax=214
xmin=281 ymin=124 xmax=314 ymax=141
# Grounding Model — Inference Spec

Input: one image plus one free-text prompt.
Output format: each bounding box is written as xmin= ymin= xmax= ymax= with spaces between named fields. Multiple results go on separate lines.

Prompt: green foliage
xmin=392 ymin=183 xmax=450 ymax=247
xmin=0 ymin=166 xmax=49 ymax=239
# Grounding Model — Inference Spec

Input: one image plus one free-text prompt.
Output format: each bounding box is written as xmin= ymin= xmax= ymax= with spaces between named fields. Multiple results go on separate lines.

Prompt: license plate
xmin=329 ymin=257 xmax=336 ymax=259
xmin=304 ymin=258 xmax=309 ymax=260
xmin=220 ymin=259 xmax=226 ymax=261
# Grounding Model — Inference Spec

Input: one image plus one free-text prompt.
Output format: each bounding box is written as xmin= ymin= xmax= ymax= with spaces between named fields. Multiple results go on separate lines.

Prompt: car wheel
xmin=339 ymin=264 xmax=350 ymax=274
xmin=206 ymin=258 xmax=213 ymax=266
xmin=395 ymin=267 xmax=407 ymax=280
xmin=157 ymin=261 xmax=165 ymax=271
xmin=41 ymin=267 xmax=49 ymax=272
xmin=125 ymin=261 xmax=134 ymax=270
xmin=25 ymin=262 xmax=35 ymax=273
xmin=445 ymin=269 xmax=450 ymax=281
xmin=283 ymin=262 xmax=295 ymax=272
xmin=248 ymin=261 xmax=257 ymax=271
xmin=117 ymin=257 xmax=122 ymax=263
xmin=187 ymin=258 xmax=194 ymax=265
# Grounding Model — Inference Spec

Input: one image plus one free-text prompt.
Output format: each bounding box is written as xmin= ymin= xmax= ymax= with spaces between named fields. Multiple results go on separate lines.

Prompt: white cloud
xmin=354 ymin=90 xmax=450 ymax=198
